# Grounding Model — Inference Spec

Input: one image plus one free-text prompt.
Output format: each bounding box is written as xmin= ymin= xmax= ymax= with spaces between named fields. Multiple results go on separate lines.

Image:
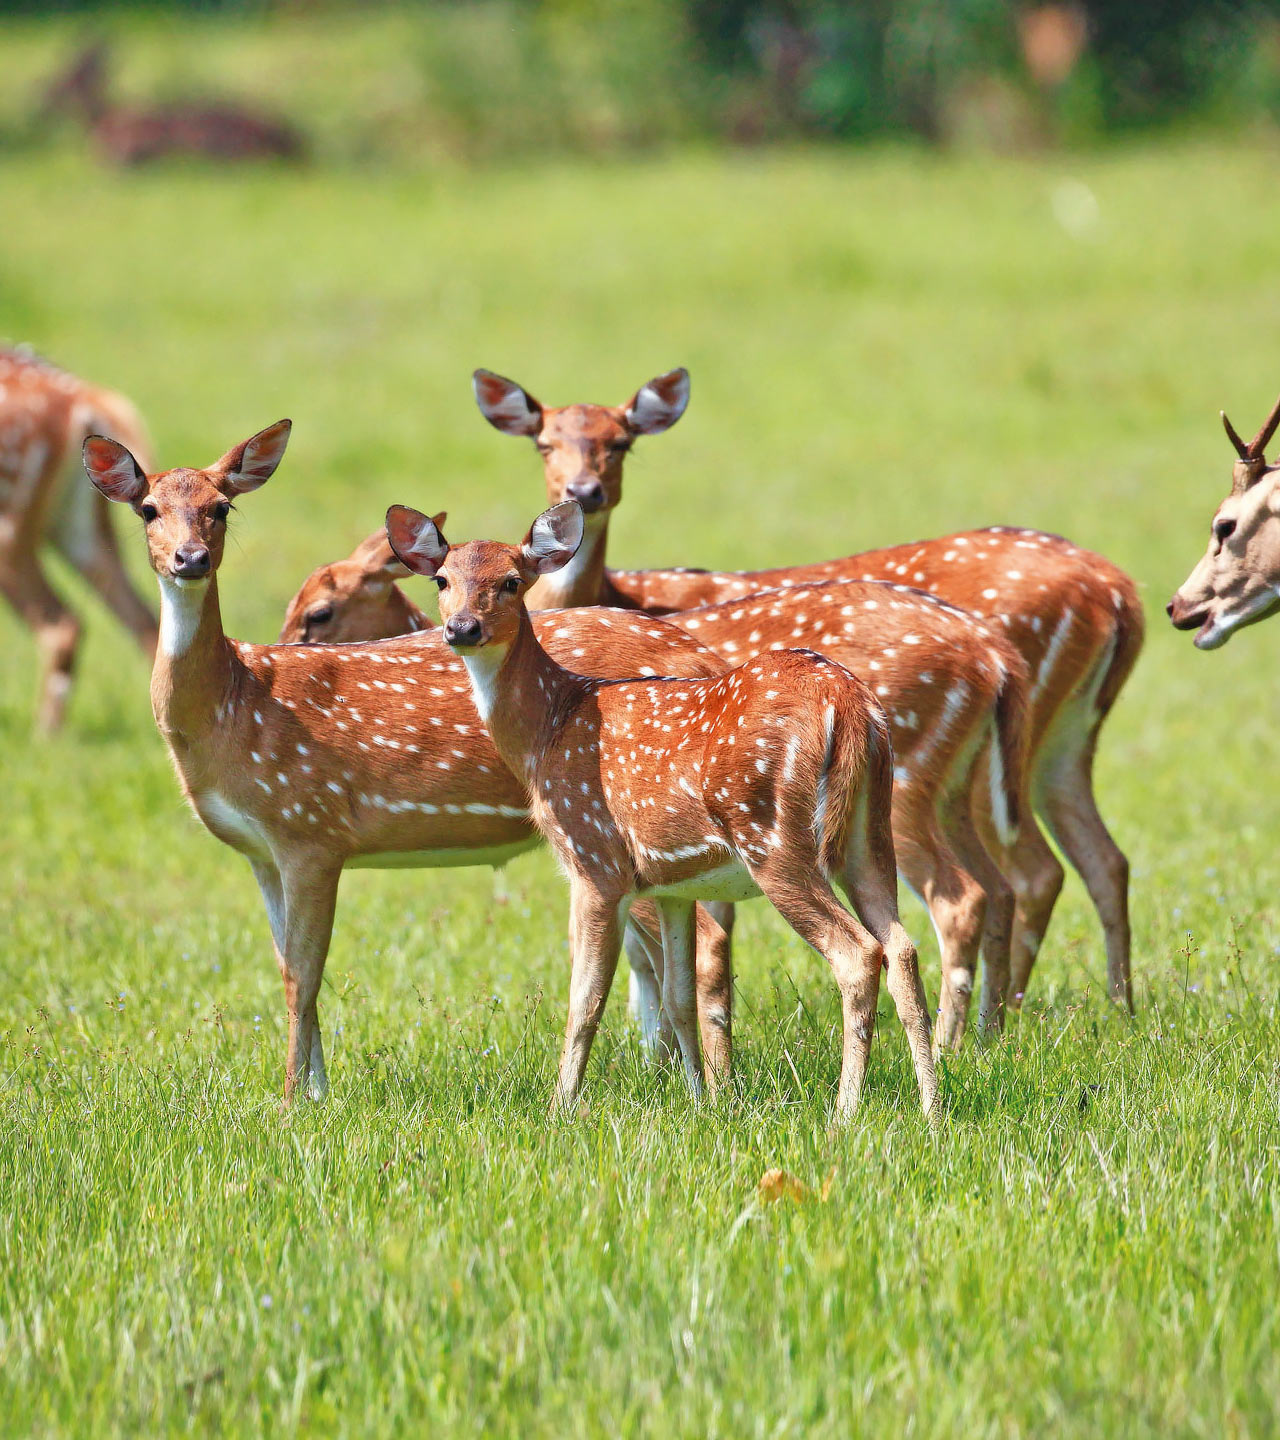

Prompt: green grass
xmin=3 ymin=128 xmax=1280 ymax=1436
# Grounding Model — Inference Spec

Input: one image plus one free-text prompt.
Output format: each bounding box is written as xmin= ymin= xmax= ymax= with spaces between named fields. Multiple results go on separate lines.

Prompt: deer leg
xmin=1036 ymin=727 xmax=1133 ymax=1012
xmin=555 ymin=883 xmax=623 ymax=1112
xmin=0 ymin=538 xmax=81 ymax=734
xmin=894 ymin=802 xmax=986 ymax=1057
xmin=944 ymin=791 xmax=1016 ymax=1040
xmin=999 ymin=813 xmax=1064 ymax=1007
xmin=694 ymin=901 xmax=734 ymax=1088
xmin=51 ymin=488 xmax=157 ymax=659
xmin=837 ymin=792 xmax=939 ymax=1118
xmin=253 ymin=855 xmax=340 ymax=1103
xmin=622 ymin=909 xmax=677 ymax=1062
xmin=654 ymin=898 xmax=704 ymax=1099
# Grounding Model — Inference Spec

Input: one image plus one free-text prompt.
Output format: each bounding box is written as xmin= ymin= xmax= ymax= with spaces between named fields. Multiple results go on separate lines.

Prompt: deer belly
xmin=345 ymin=836 xmax=541 ymax=871
xmin=643 ymin=860 xmax=761 ymax=902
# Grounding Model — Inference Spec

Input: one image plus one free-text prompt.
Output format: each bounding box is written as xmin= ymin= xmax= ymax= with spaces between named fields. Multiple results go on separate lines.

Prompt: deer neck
xmin=458 ymin=610 xmax=582 ymax=783
xmin=525 ymin=513 xmax=610 ymax=610
xmin=150 ymin=574 xmax=236 ymax=745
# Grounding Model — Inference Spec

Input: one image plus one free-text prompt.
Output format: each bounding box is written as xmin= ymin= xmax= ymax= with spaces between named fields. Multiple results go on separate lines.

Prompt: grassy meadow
xmin=2 ymin=77 xmax=1280 ymax=1438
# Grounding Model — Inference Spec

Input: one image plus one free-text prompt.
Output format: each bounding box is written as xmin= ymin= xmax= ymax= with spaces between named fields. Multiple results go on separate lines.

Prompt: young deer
xmin=279 ymin=539 xmax=1029 ymax=1056
xmin=474 ymin=367 xmax=1144 ymax=1011
xmin=82 ymin=422 xmax=728 ymax=1102
xmin=1169 ymin=389 xmax=1280 ymax=648
xmin=1 ymin=346 xmax=158 ymax=732
xmin=385 ymin=500 xmax=939 ymax=1119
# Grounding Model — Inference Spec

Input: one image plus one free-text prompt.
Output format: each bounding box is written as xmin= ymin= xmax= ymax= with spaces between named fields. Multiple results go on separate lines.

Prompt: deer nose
xmin=443 ymin=615 xmax=483 ymax=648
xmin=172 ymin=543 xmax=211 ymax=579
xmin=1165 ymin=599 xmax=1175 ymax=618
xmin=565 ymin=477 xmax=606 ymax=512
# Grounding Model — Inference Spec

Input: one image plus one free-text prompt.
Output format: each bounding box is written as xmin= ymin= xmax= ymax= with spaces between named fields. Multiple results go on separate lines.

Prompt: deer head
xmin=1168 ymin=391 xmax=1280 ymax=648
xmin=471 ymin=368 xmax=689 ymax=516
xmin=83 ymin=420 xmax=291 ymax=586
xmin=386 ymin=501 xmax=584 ymax=653
xmin=278 ymin=518 xmax=444 ymax=644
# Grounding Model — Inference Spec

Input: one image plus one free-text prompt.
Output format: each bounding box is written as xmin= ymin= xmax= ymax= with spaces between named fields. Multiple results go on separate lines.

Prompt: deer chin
xmin=1194 ymin=588 xmax=1280 ymax=649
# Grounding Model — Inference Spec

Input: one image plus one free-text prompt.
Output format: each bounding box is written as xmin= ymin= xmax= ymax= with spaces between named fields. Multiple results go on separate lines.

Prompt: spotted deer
xmin=386 ymin=500 xmax=939 ymax=1119
xmin=279 ymin=525 xmax=438 ymax=645
xmin=1169 ymin=389 xmax=1280 ymax=649
xmin=474 ymin=368 xmax=1144 ymax=1011
xmin=41 ymin=41 xmax=305 ymax=166
xmin=0 ymin=347 xmax=158 ymax=731
xmin=81 ymin=422 xmax=730 ymax=1103
xmin=278 ymin=538 xmax=1030 ymax=1055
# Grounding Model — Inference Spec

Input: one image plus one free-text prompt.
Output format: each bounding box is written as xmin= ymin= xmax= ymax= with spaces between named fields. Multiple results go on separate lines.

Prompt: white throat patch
xmin=460 ymin=643 xmax=509 ymax=723
xmin=158 ymin=574 xmax=208 ymax=657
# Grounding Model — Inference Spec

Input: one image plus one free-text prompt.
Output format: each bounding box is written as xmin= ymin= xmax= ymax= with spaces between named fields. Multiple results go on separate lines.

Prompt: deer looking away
xmin=473 ymin=367 xmax=1144 ymax=1012
xmin=41 ymin=41 xmax=304 ymax=166
xmin=1168 ymin=389 xmax=1280 ymax=649
xmin=0 ymin=347 xmax=158 ymax=732
xmin=281 ymin=533 xmax=1031 ymax=1054
xmin=386 ymin=501 xmax=939 ymax=1119
xmin=81 ymin=423 xmax=733 ymax=1103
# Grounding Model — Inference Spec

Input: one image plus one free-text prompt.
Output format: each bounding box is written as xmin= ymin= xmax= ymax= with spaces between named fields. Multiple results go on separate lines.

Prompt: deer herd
xmin=7 ymin=340 xmax=1269 ymax=1119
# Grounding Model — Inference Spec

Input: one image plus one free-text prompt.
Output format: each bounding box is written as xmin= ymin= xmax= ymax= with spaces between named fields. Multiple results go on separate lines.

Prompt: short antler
xmin=1247 ymin=387 xmax=1280 ymax=459
xmin=1221 ymin=410 xmax=1249 ymax=460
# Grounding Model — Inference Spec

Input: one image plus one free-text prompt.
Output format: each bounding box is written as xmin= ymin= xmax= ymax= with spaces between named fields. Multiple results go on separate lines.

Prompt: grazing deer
xmin=386 ymin=500 xmax=939 ymax=1119
xmin=81 ymin=422 xmax=729 ymax=1103
xmin=279 ymin=540 xmax=1029 ymax=1055
xmin=473 ymin=367 xmax=1144 ymax=1011
xmin=0 ymin=346 xmax=157 ymax=732
xmin=41 ymin=41 xmax=305 ymax=166
xmin=1169 ymin=391 xmax=1280 ymax=648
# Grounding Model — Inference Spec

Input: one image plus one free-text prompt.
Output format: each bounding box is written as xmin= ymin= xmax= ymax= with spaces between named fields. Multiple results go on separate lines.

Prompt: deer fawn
xmin=474 ymin=367 xmax=1144 ymax=1011
xmin=281 ymin=538 xmax=1029 ymax=1057
xmin=1169 ymin=389 xmax=1280 ymax=648
xmin=0 ymin=347 xmax=158 ymax=732
xmin=385 ymin=500 xmax=939 ymax=1119
xmin=41 ymin=41 xmax=305 ymax=166
xmin=82 ymin=422 xmax=730 ymax=1102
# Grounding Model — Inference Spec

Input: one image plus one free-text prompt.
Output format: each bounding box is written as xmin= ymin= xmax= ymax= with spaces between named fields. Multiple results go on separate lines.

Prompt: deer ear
xmin=348 ymin=527 xmax=412 ymax=582
xmin=624 ymin=368 xmax=689 ymax=435
xmin=386 ymin=505 xmax=449 ymax=577
xmin=83 ymin=435 xmax=147 ymax=505
xmin=212 ymin=419 xmax=292 ymax=495
xmin=473 ymin=369 xmax=543 ymax=437
xmin=521 ymin=501 xmax=584 ymax=575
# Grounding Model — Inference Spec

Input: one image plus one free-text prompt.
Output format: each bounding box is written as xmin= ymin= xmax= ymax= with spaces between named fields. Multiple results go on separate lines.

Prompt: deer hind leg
xmin=944 ymin=787 xmax=1015 ymax=1040
xmin=51 ymin=483 xmax=157 ymax=659
xmin=1036 ymin=720 xmax=1133 ymax=1012
xmin=694 ymin=901 xmax=734 ymax=1089
xmin=1001 ymin=815 xmax=1064 ymax=1008
xmin=893 ymin=793 xmax=986 ymax=1058
xmin=253 ymin=855 xmax=340 ymax=1103
xmin=654 ymin=898 xmax=705 ymax=1099
xmin=837 ymin=785 xmax=938 ymax=1118
xmin=556 ymin=882 xmax=624 ymax=1112
xmin=0 ymin=533 xmax=81 ymax=734
xmin=622 ymin=907 xmax=677 ymax=1062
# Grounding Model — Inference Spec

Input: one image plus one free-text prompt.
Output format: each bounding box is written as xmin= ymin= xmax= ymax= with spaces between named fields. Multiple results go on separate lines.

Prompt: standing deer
xmin=1168 ymin=390 xmax=1280 ymax=647
xmin=41 ymin=41 xmax=305 ymax=166
xmin=473 ymin=367 xmax=1144 ymax=1011
xmin=0 ymin=347 xmax=158 ymax=732
xmin=385 ymin=500 xmax=939 ymax=1119
xmin=81 ymin=422 xmax=731 ymax=1102
xmin=280 ymin=541 xmax=1030 ymax=1056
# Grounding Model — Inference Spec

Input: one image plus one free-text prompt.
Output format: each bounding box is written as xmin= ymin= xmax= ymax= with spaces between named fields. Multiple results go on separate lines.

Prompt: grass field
xmin=3 ymin=123 xmax=1280 ymax=1436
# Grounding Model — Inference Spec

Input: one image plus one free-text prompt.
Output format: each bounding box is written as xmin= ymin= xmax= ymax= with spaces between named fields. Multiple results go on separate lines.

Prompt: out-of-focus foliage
xmin=6 ymin=1 xmax=1280 ymax=159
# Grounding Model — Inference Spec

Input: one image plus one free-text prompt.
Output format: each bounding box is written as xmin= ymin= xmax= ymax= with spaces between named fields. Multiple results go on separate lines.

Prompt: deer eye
xmin=307 ymin=605 xmax=333 ymax=626
xmin=140 ymin=502 xmax=159 ymax=524
xmin=1213 ymin=517 xmax=1237 ymax=544
xmin=435 ymin=576 xmax=448 ymax=591
xmin=212 ymin=500 xmax=231 ymax=521
xmin=502 ymin=576 xmax=521 ymax=594
xmin=607 ymin=438 xmax=632 ymax=455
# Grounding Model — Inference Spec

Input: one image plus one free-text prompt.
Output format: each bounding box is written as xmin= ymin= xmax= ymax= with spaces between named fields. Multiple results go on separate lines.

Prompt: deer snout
xmin=172 ymin=542 xmax=211 ymax=580
xmin=565 ymin=476 xmax=606 ymax=512
xmin=1167 ymin=592 xmax=1208 ymax=630
xmin=443 ymin=615 xmax=484 ymax=648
